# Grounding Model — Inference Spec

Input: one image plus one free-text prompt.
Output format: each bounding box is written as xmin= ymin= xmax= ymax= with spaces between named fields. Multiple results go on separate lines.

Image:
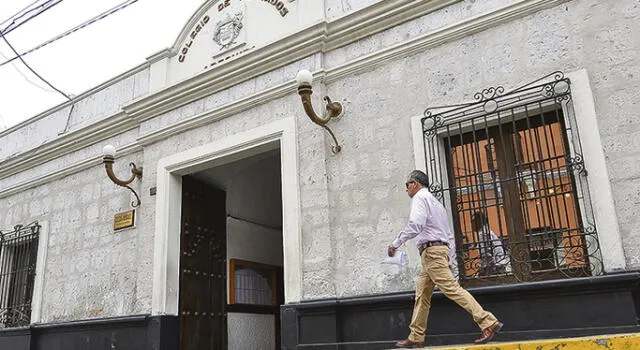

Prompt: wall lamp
xmin=295 ymin=69 xmax=344 ymax=153
xmin=102 ymin=145 xmax=143 ymax=208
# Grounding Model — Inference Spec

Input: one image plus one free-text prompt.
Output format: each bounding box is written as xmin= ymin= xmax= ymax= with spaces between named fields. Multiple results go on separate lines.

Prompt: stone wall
xmin=0 ymin=68 xmax=149 ymax=163
xmin=323 ymin=0 xmax=640 ymax=297
xmin=0 ymin=0 xmax=638 ymax=322
xmin=0 ymin=156 xmax=146 ymax=322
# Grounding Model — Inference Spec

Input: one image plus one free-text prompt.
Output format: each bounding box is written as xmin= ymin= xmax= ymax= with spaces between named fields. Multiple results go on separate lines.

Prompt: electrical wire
xmin=0 ymin=0 xmax=140 ymax=68
xmin=0 ymin=0 xmax=65 ymax=95
xmin=0 ymin=0 xmax=43 ymax=28
xmin=0 ymin=0 xmax=64 ymax=36
xmin=57 ymin=103 xmax=75 ymax=135
xmin=0 ymin=0 xmax=66 ymax=96
xmin=0 ymin=31 xmax=71 ymax=100
xmin=0 ymin=0 xmax=142 ymax=135
xmin=0 ymin=51 xmax=56 ymax=93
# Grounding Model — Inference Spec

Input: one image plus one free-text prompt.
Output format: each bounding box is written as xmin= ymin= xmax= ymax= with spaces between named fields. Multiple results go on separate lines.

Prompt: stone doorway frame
xmin=151 ymin=117 xmax=302 ymax=316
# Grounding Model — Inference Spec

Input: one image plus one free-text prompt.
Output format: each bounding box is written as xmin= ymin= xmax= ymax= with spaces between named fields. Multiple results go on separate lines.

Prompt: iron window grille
xmin=0 ymin=221 xmax=40 ymax=328
xmin=421 ymin=72 xmax=603 ymax=286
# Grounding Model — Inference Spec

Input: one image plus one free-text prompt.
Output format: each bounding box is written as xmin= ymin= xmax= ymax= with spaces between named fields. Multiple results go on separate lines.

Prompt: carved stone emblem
xmin=213 ymin=11 xmax=243 ymax=49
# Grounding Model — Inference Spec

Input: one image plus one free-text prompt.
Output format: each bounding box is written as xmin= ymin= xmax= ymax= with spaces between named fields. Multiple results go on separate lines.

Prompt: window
xmin=421 ymin=72 xmax=603 ymax=286
xmin=0 ymin=222 xmax=40 ymax=328
xmin=229 ymin=259 xmax=278 ymax=306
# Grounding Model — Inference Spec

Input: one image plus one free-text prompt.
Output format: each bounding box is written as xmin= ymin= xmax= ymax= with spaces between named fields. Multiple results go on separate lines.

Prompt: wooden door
xmin=179 ymin=176 xmax=227 ymax=350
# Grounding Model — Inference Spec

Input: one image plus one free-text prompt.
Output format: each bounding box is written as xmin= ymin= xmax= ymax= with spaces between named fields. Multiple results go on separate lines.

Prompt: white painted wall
xmin=227 ymin=217 xmax=283 ymax=271
xmin=325 ymin=0 xmax=382 ymax=20
xmin=226 ymin=153 xmax=283 ymax=230
xmin=225 ymin=153 xmax=283 ymax=350
xmin=166 ymin=0 xmax=309 ymax=84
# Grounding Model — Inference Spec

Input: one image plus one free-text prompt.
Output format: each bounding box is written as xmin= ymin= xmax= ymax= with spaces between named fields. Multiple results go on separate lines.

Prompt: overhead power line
xmin=0 ymin=0 xmax=140 ymax=68
xmin=0 ymin=51 xmax=56 ymax=93
xmin=0 ymin=0 xmax=67 ymax=95
xmin=0 ymin=0 xmax=42 ymax=28
xmin=0 ymin=0 xmax=64 ymax=36
xmin=0 ymin=31 xmax=71 ymax=100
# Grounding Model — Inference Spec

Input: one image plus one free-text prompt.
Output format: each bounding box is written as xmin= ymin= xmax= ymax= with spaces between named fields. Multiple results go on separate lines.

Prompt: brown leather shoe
xmin=395 ymin=339 xmax=424 ymax=348
xmin=474 ymin=321 xmax=503 ymax=344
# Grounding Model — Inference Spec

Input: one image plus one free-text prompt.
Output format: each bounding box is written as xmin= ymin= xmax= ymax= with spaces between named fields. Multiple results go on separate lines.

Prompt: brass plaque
xmin=114 ymin=210 xmax=135 ymax=230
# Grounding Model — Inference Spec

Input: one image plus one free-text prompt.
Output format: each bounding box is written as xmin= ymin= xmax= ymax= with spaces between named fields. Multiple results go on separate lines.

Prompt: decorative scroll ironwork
xmin=423 ymin=71 xmax=572 ymax=136
xmin=422 ymin=71 xmax=604 ymax=286
xmin=566 ymin=154 xmax=587 ymax=175
xmin=0 ymin=222 xmax=40 ymax=328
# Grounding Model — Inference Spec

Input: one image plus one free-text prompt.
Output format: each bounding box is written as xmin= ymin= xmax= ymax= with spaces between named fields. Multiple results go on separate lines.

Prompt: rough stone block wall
xmin=0 ymin=156 xmax=145 ymax=322
xmin=323 ymin=0 xmax=640 ymax=296
xmin=1 ymin=0 xmax=638 ymax=320
xmin=67 ymin=69 xmax=150 ymax=131
xmin=0 ymin=129 xmax=138 ymax=192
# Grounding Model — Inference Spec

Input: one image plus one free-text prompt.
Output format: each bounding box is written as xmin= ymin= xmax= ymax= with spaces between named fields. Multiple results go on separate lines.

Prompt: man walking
xmin=388 ymin=170 xmax=503 ymax=348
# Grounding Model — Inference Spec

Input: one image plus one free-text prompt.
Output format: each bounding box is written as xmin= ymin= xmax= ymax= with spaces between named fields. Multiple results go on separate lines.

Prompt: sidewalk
xmin=390 ymin=333 xmax=640 ymax=350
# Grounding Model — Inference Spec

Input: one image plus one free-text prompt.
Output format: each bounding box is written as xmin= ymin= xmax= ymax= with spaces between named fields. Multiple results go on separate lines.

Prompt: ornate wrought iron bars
xmin=421 ymin=72 xmax=603 ymax=286
xmin=0 ymin=221 xmax=40 ymax=328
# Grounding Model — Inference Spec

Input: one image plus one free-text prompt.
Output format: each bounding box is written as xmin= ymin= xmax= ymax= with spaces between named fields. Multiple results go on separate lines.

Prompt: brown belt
xmin=418 ymin=241 xmax=448 ymax=255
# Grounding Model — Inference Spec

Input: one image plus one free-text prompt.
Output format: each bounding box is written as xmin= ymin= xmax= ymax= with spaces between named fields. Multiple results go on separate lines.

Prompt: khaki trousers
xmin=408 ymin=246 xmax=498 ymax=343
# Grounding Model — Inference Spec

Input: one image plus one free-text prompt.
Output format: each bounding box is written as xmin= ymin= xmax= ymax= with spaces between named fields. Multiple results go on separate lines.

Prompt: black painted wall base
xmin=281 ymin=273 xmax=640 ymax=350
xmin=1 ymin=274 xmax=638 ymax=350
xmin=0 ymin=314 xmax=178 ymax=350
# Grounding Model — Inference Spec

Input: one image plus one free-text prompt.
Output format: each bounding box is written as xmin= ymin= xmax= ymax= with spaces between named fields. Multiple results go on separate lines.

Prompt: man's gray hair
xmin=408 ymin=170 xmax=429 ymax=188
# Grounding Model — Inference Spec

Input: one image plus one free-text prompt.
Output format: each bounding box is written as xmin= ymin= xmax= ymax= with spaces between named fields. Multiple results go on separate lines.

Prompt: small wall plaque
xmin=114 ymin=210 xmax=135 ymax=231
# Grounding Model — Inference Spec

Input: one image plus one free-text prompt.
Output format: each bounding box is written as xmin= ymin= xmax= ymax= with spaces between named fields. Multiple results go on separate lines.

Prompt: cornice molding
xmin=0 ymin=112 xmax=137 ymax=181
xmin=0 ymin=0 xmax=567 ymax=199
xmin=0 ymin=64 xmax=149 ymax=139
xmin=123 ymin=22 xmax=327 ymax=122
xmin=123 ymin=0 xmax=460 ymax=122
xmin=146 ymin=48 xmax=173 ymax=64
xmin=169 ymin=0 xmax=213 ymax=53
xmin=0 ymin=143 xmax=142 ymax=200
xmin=137 ymin=80 xmax=299 ymax=146
xmin=324 ymin=0 xmax=459 ymax=51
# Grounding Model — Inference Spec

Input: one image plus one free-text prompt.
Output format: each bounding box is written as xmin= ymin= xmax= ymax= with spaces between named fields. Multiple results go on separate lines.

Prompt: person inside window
xmin=471 ymin=212 xmax=511 ymax=276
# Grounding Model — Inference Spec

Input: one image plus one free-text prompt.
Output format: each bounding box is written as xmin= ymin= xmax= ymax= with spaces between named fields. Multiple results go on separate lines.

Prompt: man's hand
xmin=388 ymin=245 xmax=397 ymax=257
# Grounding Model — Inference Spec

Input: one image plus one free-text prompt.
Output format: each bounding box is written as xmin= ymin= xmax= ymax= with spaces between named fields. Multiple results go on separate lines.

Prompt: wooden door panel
xmin=180 ymin=176 xmax=227 ymax=350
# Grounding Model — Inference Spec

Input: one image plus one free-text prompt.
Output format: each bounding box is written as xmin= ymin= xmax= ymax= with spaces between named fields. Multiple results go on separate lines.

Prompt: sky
xmin=0 ymin=0 xmax=204 ymax=130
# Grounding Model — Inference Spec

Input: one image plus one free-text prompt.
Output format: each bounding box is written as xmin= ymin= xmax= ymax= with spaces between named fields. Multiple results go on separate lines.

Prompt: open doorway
xmin=178 ymin=147 xmax=284 ymax=350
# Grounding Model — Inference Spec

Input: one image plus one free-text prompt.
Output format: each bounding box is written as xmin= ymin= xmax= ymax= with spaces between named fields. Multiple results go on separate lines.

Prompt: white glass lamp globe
xmin=296 ymin=69 xmax=313 ymax=86
xmin=103 ymin=144 xmax=116 ymax=158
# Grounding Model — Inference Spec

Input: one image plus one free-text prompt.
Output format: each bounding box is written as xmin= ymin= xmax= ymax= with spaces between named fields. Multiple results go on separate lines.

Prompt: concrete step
xmin=389 ymin=332 xmax=640 ymax=350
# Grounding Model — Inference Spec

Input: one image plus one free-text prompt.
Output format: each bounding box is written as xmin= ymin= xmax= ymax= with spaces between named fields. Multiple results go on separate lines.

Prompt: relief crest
xmin=212 ymin=11 xmax=244 ymax=49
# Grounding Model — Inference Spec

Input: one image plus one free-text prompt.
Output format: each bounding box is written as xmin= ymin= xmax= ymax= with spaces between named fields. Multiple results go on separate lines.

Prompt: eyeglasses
xmin=405 ymin=181 xmax=416 ymax=189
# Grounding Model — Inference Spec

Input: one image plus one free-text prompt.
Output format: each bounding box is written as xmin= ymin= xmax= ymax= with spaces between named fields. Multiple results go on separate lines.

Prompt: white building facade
xmin=0 ymin=1 xmax=639 ymax=349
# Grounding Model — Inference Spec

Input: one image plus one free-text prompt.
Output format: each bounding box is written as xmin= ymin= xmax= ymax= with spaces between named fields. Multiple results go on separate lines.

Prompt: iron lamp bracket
xmin=102 ymin=147 xmax=143 ymax=208
xmin=296 ymin=74 xmax=344 ymax=154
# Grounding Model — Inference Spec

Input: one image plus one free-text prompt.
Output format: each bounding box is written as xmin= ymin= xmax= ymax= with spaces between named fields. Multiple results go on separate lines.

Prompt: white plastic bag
xmin=382 ymin=248 xmax=407 ymax=265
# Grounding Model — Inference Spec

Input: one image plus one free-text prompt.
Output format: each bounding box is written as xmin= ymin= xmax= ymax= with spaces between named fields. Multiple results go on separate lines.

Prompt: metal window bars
xmin=422 ymin=72 xmax=603 ymax=286
xmin=233 ymin=267 xmax=274 ymax=305
xmin=0 ymin=221 xmax=40 ymax=328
